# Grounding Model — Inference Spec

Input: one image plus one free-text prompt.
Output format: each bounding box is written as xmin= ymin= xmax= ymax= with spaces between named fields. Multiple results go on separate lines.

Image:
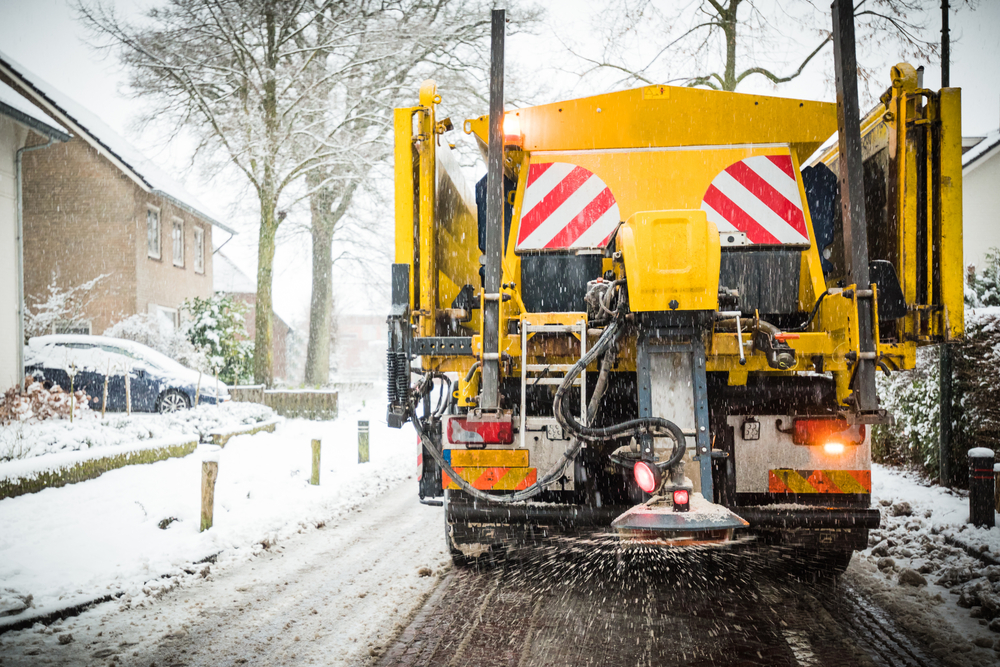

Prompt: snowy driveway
xmin=0 ymin=479 xmax=449 ymax=666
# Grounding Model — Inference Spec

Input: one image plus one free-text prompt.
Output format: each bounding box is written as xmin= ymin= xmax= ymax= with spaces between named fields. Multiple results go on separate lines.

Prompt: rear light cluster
xmin=632 ymin=461 xmax=691 ymax=511
xmin=446 ymin=417 xmax=513 ymax=447
xmin=792 ymin=417 xmax=865 ymax=449
xmin=633 ymin=461 xmax=661 ymax=494
xmin=672 ymin=489 xmax=690 ymax=512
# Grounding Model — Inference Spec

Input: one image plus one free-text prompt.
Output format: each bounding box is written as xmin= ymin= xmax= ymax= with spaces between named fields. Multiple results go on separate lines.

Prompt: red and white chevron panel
xmin=700 ymin=155 xmax=810 ymax=245
xmin=515 ymin=162 xmax=621 ymax=251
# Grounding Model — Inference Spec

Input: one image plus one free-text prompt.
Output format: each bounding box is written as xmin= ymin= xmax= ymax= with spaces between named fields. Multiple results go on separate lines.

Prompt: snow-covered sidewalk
xmin=0 ymin=399 xmax=415 ymax=627
xmin=847 ymin=464 xmax=1000 ymax=662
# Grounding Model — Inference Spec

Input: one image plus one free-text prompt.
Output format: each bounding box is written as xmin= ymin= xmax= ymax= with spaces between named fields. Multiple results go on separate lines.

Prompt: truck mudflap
xmin=737 ymin=506 xmax=881 ymax=529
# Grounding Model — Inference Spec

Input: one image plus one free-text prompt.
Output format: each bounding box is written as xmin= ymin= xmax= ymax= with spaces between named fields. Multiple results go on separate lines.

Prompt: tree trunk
xmin=254 ymin=199 xmax=277 ymax=386
xmin=304 ymin=215 xmax=334 ymax=387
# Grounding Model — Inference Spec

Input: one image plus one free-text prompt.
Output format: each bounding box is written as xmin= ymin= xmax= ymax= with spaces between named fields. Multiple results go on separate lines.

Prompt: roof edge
xmin=153 ymin=190 xmax=237 ymax=236
xmin=0 ymin=100 xmax=70 ymax=142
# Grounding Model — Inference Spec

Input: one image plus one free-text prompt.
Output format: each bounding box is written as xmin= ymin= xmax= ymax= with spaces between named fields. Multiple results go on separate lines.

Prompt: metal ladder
xmin=519 ymin=317 xmax=587 ymax=448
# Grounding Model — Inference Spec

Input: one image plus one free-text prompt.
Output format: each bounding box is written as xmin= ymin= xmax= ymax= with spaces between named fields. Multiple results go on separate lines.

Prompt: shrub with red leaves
xmin=0 ymin=377 xmax=91 ymax=425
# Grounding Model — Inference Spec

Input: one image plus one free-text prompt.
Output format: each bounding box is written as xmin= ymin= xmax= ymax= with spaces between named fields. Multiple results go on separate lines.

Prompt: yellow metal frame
xmin=397 ymin=67 xmax=961 ymax=411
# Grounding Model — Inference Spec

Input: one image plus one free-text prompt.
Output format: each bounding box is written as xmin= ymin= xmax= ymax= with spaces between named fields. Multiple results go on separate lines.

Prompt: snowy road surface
xmin=0 ymin=476 xmax=991 ymax=666
xmin=0 ymin=478 xmax=449 ymax=666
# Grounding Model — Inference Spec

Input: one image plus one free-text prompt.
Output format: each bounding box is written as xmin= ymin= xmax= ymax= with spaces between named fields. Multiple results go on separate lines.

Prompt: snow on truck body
xmin=388 ymin=63 xmax=964 ymax=568
xmin=25 ymin=334 xmax=229 ymax=413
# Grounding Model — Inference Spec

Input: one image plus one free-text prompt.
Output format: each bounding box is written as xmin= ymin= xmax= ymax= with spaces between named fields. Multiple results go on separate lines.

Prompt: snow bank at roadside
xmin=0 ymin=402 xmax=274 ymax=461
xmin=0 ymin=400 xmax=415 ymax=625
xmin=853 ymin=464 xmax=1000 ymax=660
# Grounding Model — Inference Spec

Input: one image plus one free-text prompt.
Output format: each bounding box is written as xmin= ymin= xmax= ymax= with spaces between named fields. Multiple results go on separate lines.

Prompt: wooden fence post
xmin=358 ymin=420 xmax=370 ymax=464
xmin=311 ymin=439 xmax=321 ymax=485
xmin=201 ymin=447 xmax=220 ymax=532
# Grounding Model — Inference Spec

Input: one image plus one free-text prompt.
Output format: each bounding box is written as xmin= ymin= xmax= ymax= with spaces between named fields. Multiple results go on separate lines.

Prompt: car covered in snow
xmin=25 ymin=334 xmax=230 ymax=413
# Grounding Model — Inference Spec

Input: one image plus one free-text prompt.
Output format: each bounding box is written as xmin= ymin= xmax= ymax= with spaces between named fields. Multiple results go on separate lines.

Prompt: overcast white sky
xmin=1 ymin=0 xmax=997 ymax=322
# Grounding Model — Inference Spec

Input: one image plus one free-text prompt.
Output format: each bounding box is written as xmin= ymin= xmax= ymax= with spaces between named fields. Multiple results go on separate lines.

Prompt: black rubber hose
xmin=552 ymin=321 xmax=687 ymax=469
xmin=787 ymin=290 xmax=830 ymax=332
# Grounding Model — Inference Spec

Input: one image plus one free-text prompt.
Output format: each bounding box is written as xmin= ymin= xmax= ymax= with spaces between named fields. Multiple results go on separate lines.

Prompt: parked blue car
xmin=25 ymin=335 xmax=230 ymax=413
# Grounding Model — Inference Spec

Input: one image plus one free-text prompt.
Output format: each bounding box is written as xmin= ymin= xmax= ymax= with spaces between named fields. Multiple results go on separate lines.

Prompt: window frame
xmin=172 ymin=216 xmax=185 ymax=267
xmin=193 ymin=226 xmax=205 ymax=274
xmin=146 ymin=206 xmax=161 ymax=260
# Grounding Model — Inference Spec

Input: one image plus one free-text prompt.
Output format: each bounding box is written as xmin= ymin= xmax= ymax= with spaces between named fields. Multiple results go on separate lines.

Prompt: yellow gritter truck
xmin=386 ymin=8 xmax=963 ymax=571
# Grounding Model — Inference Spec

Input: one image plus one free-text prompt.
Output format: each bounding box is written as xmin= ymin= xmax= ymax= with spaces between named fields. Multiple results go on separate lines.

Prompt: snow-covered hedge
xmin=0 ymin=402 xmax=275 ymax=461
xmin=874 ymin=307 xmax=1000 ymax=484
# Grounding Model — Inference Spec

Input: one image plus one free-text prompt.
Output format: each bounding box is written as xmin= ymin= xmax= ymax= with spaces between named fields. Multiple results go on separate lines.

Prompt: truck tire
xmin=816 ymin=548 xmax=854 ymax=576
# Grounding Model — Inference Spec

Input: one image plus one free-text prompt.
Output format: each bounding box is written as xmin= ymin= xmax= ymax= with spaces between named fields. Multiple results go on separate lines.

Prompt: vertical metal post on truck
xmin=481 ymin=9 xmax=505 ymax=411
xmin=831 ymin=0 xmax=878 ymax=414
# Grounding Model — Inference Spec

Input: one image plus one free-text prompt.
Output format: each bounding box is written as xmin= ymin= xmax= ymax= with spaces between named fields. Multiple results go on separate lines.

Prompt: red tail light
xmin=672 ymin=489 xmax=690 ymax=512
xmin=792 ymin=418 xmax=865 ymax=446
xmin=446 ymin=417 xmax=513 ymax=446
xmin=634 ymin=461 xmax=661 ymax=494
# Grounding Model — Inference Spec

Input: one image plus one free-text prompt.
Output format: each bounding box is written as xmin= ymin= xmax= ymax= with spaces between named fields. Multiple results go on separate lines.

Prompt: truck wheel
xmin=812 ymin=548 xmax=854 ymax=576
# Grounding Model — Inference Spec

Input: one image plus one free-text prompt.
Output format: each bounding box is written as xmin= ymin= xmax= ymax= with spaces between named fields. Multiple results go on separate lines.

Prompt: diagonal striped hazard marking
xmin=442 ymin=467 xmax=537 ymax=491
xmin=516 ymin=162 xmax=620 ymax=251
xmin=769 ymin=469 xmax=871 ymax=494
xmin=701 ymin=154 xmax=810 ymax=246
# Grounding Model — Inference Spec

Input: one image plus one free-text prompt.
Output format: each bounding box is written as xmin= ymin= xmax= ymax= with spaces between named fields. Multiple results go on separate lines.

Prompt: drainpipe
xmin=15 ymin=138 xmax=57 ymax=384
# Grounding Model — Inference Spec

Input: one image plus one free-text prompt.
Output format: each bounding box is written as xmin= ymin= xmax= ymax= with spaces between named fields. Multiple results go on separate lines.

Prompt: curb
xmin=944 ymin=535 xmax=1000 ymax=567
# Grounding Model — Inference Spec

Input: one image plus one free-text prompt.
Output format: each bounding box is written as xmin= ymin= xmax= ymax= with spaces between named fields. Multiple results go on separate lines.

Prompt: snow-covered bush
xmin=103 ymin=312 xmax=204 ymax=370
xmin=0 ymin=401 xmax=275 ymax=460
xmin=0 ymin=378 xmax=91 ymax=427
xmin=184 ymin=295 xmax=253 ymax=386
xmin=24 ymin=274 xmax=107 ymax=341
xmin=965 ymin=247 xmax=1000 ymax=307
xmin=875 ymin=306 xmax=1000 ymax=485
xmin=873 ymin=346 xmax=941 ymax=477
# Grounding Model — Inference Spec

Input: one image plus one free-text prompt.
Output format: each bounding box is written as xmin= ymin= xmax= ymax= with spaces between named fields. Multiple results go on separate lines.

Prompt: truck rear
xmin=387 ymin=48 xmax=963 ymax=570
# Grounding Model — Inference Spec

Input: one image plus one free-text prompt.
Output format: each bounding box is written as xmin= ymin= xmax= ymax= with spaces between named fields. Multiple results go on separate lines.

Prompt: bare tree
xmin=285 ymin=1 xmax=541 ymax=386
xmin=567 ymin=0 xmax=974 ymax=96
xmin=77 ymin=0 xmax=356 ymax=385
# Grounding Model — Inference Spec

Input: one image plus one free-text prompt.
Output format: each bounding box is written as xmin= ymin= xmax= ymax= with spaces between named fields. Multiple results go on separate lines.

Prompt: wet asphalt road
xmin=376 ymin=537 xmax=943 ymax=667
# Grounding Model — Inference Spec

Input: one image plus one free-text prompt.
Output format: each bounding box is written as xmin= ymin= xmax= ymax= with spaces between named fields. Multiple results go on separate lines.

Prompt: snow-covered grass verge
xmin=0 ymin=394 xmax=414 ymax=627
xmin=0 ymin=401 xmax=275 ymax=461
xmin=0 ymin=435 xmax=198 ymax=500
xmin=849 ymin=464 xmax=1000 ymax=663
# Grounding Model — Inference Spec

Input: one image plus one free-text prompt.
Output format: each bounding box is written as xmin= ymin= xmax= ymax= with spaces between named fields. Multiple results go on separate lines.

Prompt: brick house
xmin=0 ymin=50 xmax=236 ymax=343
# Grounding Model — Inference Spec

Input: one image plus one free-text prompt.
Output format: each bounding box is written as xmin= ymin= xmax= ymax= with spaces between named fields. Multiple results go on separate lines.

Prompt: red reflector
xmin=792 ymin=418 xmax=864 ymax=446
xmin=634 ymin=461 xmax=660 ymax=494
xmin=446 ymin=417 xmax=513 ymax=445
xmin=774 ymin=332 xmax=800 ymax=342
xmin=672 ymin=488 xmax=690 ymax=512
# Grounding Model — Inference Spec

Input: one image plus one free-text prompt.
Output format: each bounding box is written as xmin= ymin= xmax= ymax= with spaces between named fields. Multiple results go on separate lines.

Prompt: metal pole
xmin=832 ymin=0 xmax=878 ymax=413
xmin=358 ymin=420 xmax=370 ymax=464
xmin=481 ymin=9 xmax=505 ymax=411
xmin=939 ymin=344 xmax=953 ymax=485
xmin=969 ymin=449 xmax=995 ymax=528
xmin=941 ymin=0 xmax=950 ymax=87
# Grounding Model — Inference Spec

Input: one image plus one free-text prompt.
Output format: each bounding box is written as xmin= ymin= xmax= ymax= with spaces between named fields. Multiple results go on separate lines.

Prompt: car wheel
xmin=158 ymin=390 xmax=191 ymax=414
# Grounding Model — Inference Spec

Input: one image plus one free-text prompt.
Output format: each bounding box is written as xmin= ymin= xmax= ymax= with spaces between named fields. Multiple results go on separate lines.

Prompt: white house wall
xmin=0 ymin=116 xmax=27 ymax=389
xmin=964 ymin=146 xmax=1000 ymax=272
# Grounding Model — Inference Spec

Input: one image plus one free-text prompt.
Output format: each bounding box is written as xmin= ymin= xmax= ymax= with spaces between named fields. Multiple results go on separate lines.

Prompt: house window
xmin=193 ymin=226 xmax=205 ymax=274
xmin=147 ymin=207 xmax=161 ymax=259
xmin=172 ymin=217 xmax=184 ymax=267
